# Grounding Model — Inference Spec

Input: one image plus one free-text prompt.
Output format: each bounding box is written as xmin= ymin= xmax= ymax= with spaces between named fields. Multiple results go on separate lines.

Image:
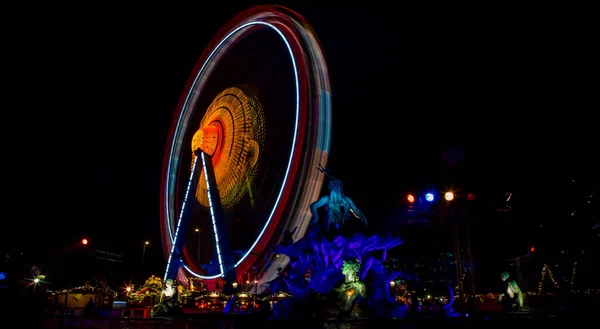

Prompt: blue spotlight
xmin=425 ymin=193 xmax=434 ymax=202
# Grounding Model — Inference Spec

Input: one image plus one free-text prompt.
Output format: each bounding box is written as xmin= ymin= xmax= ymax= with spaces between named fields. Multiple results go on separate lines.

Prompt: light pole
xmin=252 ymin=265 xmax=259 ymax=295
xmin=446 ymin=191 xmax=466 ymax=310
xmin=194 ymin=228 xmax=201 ymax=262
xmin=462 ymin=210 xmax=476 ymax=296
xmin=142 ymin=240 xmax=150 ymax=264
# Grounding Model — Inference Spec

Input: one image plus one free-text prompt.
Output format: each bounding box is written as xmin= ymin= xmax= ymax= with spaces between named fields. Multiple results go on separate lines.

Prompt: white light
xmin=444 ymin=192 xmax=454 ymax=201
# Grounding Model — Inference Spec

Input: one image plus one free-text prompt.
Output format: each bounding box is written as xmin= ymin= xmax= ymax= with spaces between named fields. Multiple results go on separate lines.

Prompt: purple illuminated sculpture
xmin=269 ymin=167 xmax=404 ymax=320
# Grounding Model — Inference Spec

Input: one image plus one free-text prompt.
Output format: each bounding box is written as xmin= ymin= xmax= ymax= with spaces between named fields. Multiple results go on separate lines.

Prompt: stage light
xmin=407 ymin=194 xmax=415 ymax=204
xmin=444 ymin=192 xmax=454 ymax=201
xmin=82 ymin=238 xmax=88 ymax=245
xmin=425 ymin=193 xmax=434 ymax=202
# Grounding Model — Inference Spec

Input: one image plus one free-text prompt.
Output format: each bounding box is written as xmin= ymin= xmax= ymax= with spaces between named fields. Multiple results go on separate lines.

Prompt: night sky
xmin=5 ymin=2 xmax=598 ymax=291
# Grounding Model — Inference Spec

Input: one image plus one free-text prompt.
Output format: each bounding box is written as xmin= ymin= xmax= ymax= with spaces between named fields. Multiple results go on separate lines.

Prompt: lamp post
xmin=446 ymin=191 xmax=466 ymax=310
xmin=194 ymin=228 xmax=201 ymax=262
xmin=142 ymin=240 xmax=150 ymax=264
xmin=252 ymin=265 xmax=259 ymax=296
xmin=462 ymin=210 xmax=476 ymax=297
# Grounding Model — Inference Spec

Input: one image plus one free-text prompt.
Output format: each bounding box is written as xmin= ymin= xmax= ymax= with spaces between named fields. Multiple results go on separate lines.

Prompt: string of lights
xmin=537 ymin=263 xmax=560 ymax=293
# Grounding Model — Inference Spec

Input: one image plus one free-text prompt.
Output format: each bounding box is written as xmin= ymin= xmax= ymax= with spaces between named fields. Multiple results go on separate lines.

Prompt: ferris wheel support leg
xmin=200 ymin=151 xmax=238 ymax=293
xmin=164 ymin=154 xmax=202 ymax=282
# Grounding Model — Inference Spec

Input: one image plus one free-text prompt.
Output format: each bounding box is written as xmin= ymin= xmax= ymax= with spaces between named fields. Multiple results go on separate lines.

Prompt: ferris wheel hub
xmin=191 ymin=124 xmax=220 ymax=156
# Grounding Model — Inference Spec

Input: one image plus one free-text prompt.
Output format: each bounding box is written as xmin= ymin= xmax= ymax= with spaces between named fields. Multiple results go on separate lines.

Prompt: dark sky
xmin=5 ymin=2 xmax=598 ymax=289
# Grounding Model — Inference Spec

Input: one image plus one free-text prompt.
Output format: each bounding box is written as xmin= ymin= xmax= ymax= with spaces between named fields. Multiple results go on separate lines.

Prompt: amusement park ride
xmin=153 ymin=5 xmax=458 ymax=321
xmin=159 ymin=5 xmax=333 ymax=294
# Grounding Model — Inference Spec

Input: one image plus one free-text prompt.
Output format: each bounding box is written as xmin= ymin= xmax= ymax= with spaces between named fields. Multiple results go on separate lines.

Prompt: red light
xmin=407 ymin=194 xmax=415 ymax=203
xmin=82 ymin=238 xmax=88 ymax=245
xmin=467 ymin=193 xmax=476 ymax=201
xmin=530 ymin=247 xmax=535 ymax=252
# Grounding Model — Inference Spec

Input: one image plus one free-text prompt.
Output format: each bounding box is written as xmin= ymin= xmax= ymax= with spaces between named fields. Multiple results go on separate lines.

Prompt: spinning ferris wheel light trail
xmin=160 ymin=5 xmax=333 ymax=292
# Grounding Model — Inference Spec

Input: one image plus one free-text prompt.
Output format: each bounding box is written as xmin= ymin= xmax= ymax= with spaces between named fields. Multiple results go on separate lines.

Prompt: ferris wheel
xmin=159 ymin=5 xmax=332 ymax=292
